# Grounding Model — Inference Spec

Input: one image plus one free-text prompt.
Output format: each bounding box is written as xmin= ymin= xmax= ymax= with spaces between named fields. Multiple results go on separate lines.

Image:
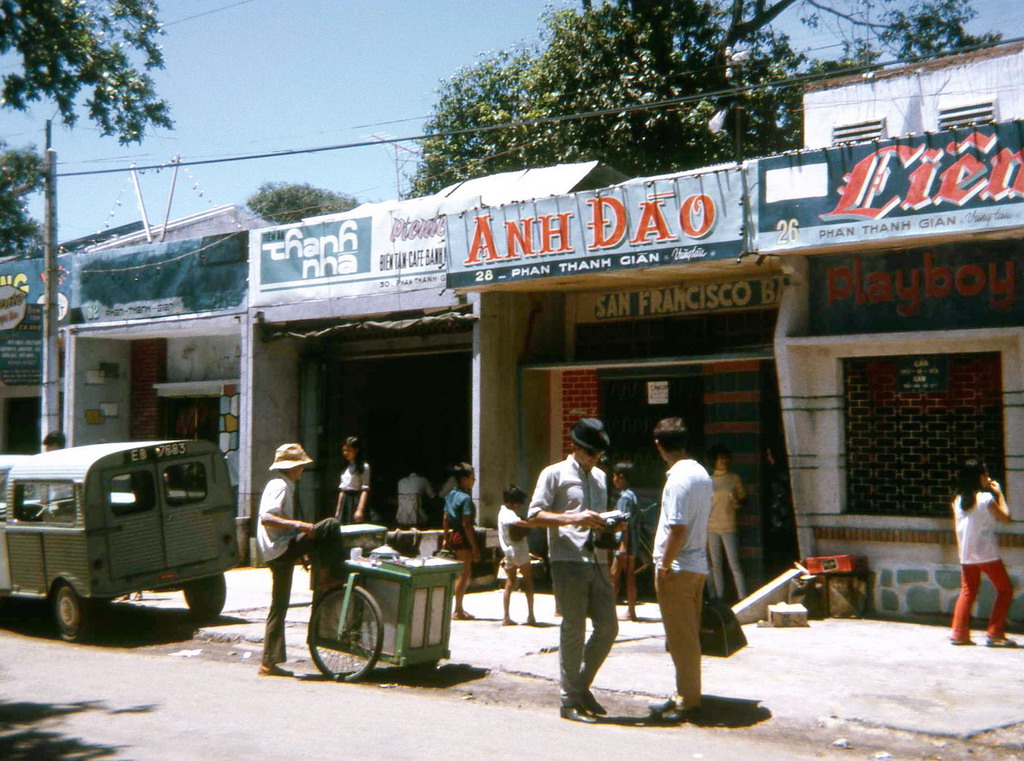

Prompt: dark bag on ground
xmin=700 ymin=596 xmax=747 ymax=657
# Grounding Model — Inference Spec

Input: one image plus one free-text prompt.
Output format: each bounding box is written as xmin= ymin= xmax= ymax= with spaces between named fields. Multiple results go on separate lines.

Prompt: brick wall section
xmin=561 ymin=369 xmax=600 ymax=455
xmin=844 ymin=352 xmax=1003 ymax=516
xmin=130 ymin=339 xmax=167 ymax=440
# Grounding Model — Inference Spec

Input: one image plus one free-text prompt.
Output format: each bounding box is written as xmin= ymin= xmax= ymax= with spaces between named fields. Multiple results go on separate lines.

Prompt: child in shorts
xmin=609 ymin=462 xmax=640 ymax=621
xmin=498 ymin=485 xmax=536 ymax=626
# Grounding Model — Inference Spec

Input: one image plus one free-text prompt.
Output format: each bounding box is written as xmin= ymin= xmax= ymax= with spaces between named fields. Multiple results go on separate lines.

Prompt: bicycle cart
xmin=307 ymin=526 xmax=462 ymax=682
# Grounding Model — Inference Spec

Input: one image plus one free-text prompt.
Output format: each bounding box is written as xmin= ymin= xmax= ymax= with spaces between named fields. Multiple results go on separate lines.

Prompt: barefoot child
xmin=443 ymin=463 xmax=480 ymax=620
xmin=498 ymin=485 xmax=536 ymax=626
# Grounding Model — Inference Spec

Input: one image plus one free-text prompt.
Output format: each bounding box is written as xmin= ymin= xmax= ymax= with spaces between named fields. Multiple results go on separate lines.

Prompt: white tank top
xmin=953 ymin=492 xmax=1000 ymax=565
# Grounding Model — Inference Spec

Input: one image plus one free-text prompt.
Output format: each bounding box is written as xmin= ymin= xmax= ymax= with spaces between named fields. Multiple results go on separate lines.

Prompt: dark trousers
xmin=262 ymin=518 xmax=341 ymax=666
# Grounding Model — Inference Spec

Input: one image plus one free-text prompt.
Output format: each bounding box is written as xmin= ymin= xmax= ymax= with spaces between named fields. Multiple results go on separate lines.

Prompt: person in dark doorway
xmin=528 ymin=418 xmax=618 ymax=724
xmin=608 ymin=462 xmax=640 ymax=622
xmin=498 ymin=485 xmax=536 ymax=626
xmin=396 ymin=471 xmax=435 ymax=528
xmin=42 ymin=431 xmax=65 ymax=451
xmin=443 ymin=462 xmax=481 ymax=620
xmin=256 ymin=443 xmax=342 ymax=677
xmin=334 ymin=436 xmax=370 ymax=524
xmin=706 ymin=443 xmax=747 ymax=601
xmin=949 ymin=458 xmax=1016 ymax=647
xmin=649 ymin=417 xmax=713 ymax=722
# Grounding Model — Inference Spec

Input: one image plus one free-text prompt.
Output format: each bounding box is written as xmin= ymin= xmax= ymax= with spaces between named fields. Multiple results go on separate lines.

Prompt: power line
xmin=55 ymin=36 xmax=1024 ymax=181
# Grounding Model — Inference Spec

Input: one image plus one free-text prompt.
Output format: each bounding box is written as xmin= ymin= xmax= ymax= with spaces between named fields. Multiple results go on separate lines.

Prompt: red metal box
xmin=803 ymin=555 xmax=867 ymax=575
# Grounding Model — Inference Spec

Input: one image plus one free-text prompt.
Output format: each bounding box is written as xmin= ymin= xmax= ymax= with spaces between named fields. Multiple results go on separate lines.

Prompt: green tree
xmin=246 ymin=183 xmax=359 ymax=226
xmin=0 ymin=140 xmax=44 ymax=257
xmin=1 ymin=0 xmax=172 ymax=144
xmin=412 ymin=0 xmax=1000 ymax=195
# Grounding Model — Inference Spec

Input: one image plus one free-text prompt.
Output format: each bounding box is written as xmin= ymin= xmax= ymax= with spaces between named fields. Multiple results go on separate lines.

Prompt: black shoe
xmin=654 ymin=705 xmax=704 ymax=723
xmin=648 ymin=698 xmax=677 ymax=716
xmin=582 ymin=691 xmax=607 ymax=716
xmin=560 ymin=706 xmax=597 ymax=724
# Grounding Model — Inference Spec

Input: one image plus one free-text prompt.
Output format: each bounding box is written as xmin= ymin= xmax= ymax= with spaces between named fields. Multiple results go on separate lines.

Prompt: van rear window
xmin=163 ymin=462 xmax=207 ymax=506
xmin=108 ymin=472 xmax=156 ymax=516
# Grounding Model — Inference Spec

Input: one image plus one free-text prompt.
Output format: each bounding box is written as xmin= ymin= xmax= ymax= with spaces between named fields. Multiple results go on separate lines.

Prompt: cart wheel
xmin=183 ymin=574 xmax=227 ymax=621
xmin=53 ymin=581 xmax=94 ymax=642
xmin=309 ymin=585 xmax=383 ymax=682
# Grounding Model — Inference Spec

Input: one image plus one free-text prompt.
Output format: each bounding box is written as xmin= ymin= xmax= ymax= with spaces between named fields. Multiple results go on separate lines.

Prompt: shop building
xmin=239 ymin=163 xmax=623 ymax=555
xmin=446 ymin=165 xmax=799 ymax=592
xmin=62 ymin=206 xmax=260 ymax=513
xmin=758 ymin=44 xmax=1024 ymax=621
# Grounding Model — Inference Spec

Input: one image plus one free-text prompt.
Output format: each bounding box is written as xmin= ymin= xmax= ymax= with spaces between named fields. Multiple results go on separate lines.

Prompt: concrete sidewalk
xmin=173 ymin=566 xmax=1024 ymax=741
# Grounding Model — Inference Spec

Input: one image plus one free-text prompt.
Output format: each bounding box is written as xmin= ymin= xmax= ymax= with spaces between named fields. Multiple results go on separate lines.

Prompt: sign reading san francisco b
xmin=445 ymin=168 xmax=744 ymax=288
xmin=758 ymin=119 xmax=1024 ymax=252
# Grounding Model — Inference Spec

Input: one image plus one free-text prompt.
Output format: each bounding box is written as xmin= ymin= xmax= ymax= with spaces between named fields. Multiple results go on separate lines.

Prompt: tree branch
xmin=803 ymin=0 xmax=891 ymax=31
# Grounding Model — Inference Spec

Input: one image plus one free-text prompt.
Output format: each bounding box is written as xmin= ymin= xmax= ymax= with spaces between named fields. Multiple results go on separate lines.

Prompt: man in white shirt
xmin=649 ymin=417 xmax=713 ymax=722
xmin=257 ymin=443 xmax=341 ymax=677
xmin=396 ymin=472 xmax=435 ymax=527
xmin=528 ymin=418 xmax=617 ymax=723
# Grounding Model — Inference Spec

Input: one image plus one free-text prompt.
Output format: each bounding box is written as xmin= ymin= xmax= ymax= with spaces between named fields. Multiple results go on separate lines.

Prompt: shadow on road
xmin=0 ymin=698 xmax=153 ymax=760
xmin=296 ymin=661 xmax=489 ymax=688
xmin=0 ymin=598 xmax=246 ymax=649
xmin=601 ymin=695 xmax=772 ymax=729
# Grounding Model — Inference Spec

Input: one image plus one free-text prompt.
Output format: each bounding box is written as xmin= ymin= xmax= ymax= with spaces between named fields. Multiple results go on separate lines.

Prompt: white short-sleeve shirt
xmin=338 ymin=461 xmax=370 ymax=492
xmin=256 ymin=476 xmax=297 ymax=562
xmin=653 ymin=458 xmax=713 ymax=574
xmin=954 ymin=492 xmax=1001 ymax=565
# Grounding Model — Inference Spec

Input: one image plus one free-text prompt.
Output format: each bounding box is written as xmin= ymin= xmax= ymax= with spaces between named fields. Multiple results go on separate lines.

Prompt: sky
xmin=1 ymin=0 xmax=1017 ymax=244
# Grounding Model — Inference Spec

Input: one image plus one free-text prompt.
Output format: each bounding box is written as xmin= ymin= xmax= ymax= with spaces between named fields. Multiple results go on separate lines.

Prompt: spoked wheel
xmin=309 ymin=585 xmax=383 ymax=682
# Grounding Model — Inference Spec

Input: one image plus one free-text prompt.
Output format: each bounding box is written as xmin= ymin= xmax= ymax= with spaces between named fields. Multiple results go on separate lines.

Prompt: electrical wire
xmin=53 ymin=36 xmax=1024 ymax=180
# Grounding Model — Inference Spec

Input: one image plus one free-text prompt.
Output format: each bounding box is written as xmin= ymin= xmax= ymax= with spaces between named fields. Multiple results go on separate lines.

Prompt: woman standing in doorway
xmin=335 ymin=436 xmax=371 ymax=524
xmin=706 ymin=444 xmax=748 ymax=601
xmin=950 ymin=458 xmax=1016 ymax=647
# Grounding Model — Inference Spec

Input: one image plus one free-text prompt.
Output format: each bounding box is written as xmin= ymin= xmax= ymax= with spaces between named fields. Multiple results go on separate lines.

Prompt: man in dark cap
xmin=528 ymin=418 xmax=619 ymax=723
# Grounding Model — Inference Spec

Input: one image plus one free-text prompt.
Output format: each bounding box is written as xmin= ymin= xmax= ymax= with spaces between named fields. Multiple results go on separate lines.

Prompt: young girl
xmin=334 ymin=436 xmax=370 ymax=524
xmin=950 ymin=458 xmax=1016 ymax=647
xmin=498 ymin=485 xmax=536 ymax=626
xmin=443 ymin=463 xmax=480 ymax=620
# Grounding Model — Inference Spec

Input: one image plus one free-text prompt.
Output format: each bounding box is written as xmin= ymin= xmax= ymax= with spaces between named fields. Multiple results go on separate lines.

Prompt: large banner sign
xmin=0 ymin=258 xmax=71 ymax=386
xmin=808 ymin=242 xmax=1023 ymax=335
xmin=251 ymin=200 xmax=447 ymax=307
xmin=758 ymin=120 xmax=1024 ymax=253
xmin=74 ymin=234 xmax=247 ymax=322
xmin=445 ymin=168 xmax=744 ymax=288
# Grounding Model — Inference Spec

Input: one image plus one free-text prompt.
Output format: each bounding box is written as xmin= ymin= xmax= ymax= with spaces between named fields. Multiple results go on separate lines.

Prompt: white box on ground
xmin=767 ymin=602 xmax=809 ymax=627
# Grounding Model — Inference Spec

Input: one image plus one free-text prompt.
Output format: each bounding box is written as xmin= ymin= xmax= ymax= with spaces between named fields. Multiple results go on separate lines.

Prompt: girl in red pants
xmin=950 ymin=458 xmax=1016 ymax=647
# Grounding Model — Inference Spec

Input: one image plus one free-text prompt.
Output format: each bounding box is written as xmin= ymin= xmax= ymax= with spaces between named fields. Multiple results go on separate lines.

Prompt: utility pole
xmin=41 ymin=120 xmax=60 ymax=446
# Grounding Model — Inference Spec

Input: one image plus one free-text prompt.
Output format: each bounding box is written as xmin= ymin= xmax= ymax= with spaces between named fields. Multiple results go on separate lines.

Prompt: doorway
xmin=317 ymin=352 xmax=472 ymax=524
xmin=6 ymin=397 xmax=40 ymax=453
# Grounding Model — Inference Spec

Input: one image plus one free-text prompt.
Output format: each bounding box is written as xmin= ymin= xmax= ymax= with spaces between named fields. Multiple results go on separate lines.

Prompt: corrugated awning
xmin=258 ymin=306 xmax=476 ymax=342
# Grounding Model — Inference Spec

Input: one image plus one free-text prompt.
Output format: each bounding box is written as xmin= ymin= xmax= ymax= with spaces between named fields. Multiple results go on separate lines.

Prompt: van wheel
xmin=53 ymin=581 xmax=94 ymax=642
xmin=184 ymin=574 xmax=227 ymax=621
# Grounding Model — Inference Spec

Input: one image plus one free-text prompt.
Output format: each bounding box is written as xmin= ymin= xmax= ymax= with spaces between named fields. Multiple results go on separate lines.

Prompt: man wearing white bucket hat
xmin=257 ymin=443 xmax=341 ymax=677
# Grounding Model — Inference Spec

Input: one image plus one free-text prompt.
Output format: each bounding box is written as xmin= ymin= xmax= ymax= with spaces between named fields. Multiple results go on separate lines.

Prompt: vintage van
xmin=0 ymin=440 xmax=238 ymax=641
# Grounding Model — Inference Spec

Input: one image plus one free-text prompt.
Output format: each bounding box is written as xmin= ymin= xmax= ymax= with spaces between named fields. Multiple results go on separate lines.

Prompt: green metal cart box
xmin=348 ymin=557 xmax=462 ymax=668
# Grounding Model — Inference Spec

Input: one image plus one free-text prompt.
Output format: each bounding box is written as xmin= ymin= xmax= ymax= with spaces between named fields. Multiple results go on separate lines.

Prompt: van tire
xmin=184 ymin=574 xmax=227 ymax=621
xmin=53 ymin=581 xmax=94 ymax=642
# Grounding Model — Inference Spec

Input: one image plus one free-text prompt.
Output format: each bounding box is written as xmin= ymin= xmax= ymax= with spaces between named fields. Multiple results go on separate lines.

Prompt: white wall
xmin=804 ymin=46 xmax=1024 ymax=148
xmin=166 ymin=335 xmax=240 ymax=383
xmin=66 ymin=335 xmax=132 ymax=445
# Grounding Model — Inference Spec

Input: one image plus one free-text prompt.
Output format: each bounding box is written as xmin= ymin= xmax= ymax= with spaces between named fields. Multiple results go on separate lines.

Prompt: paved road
xmin=2 ymin=582 xmax=1023 ymax=760
xmin=0 ymin=627 xmax=901 ymax=761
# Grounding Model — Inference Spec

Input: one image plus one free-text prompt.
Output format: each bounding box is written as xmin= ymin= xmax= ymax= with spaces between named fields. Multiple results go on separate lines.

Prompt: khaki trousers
xmin=655 ymin=569 xmax=705 ymax=709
